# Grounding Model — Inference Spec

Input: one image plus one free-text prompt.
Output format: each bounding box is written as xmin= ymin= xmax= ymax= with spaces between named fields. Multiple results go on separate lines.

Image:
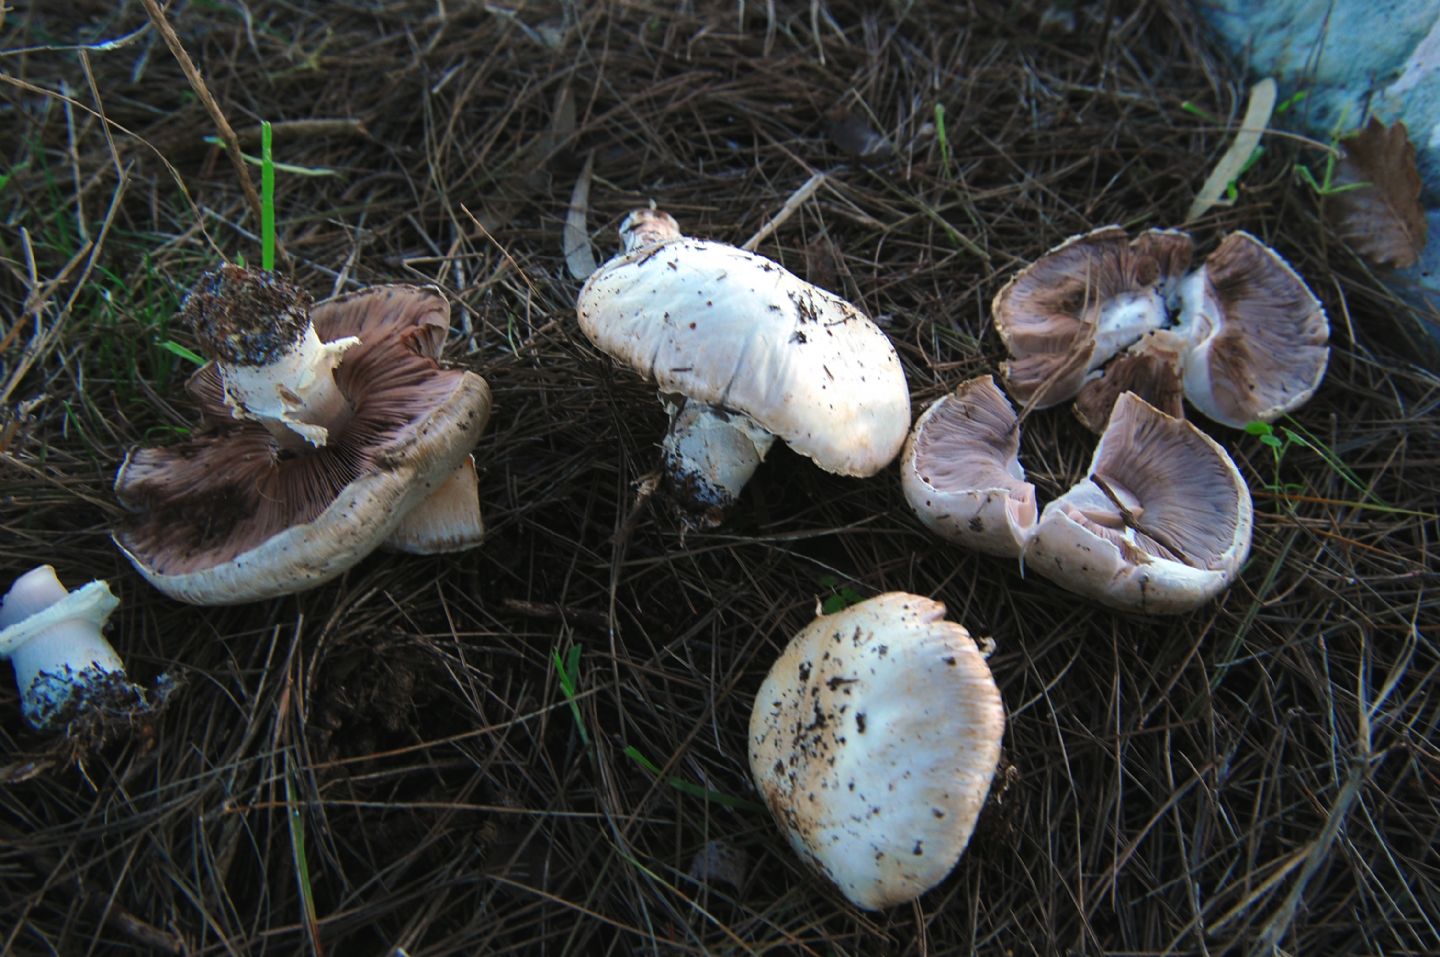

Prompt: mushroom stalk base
xmin=660 ymin=400 xmax=776 ymax=524
xmin=0 ymin=567 xmax=140 ymax=731
xmin=220 ymin=324 xmax=359 ymax=448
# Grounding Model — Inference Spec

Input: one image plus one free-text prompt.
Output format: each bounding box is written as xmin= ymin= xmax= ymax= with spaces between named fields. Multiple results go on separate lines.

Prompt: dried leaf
xmin=1329 ymin=118 xmax=1428 ymax=269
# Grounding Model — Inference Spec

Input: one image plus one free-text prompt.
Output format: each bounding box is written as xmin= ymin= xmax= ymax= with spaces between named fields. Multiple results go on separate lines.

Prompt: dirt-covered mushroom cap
xmin=748 ymin=592 xmax=1005 ymax=910
xmin=901 ymin=376 xmax=1037 ymax=558
xmin=1172 ymin=232 xmax=1329 ymax=428
xmin=1023 ymin=392 xmax=1253 ymax=614
xmin=993 ymin=227 xmax=1193 ymax=408
xmin=576 ymin=209 xmax=910 ymax=518
xmin=114 ymin=279 xmax=492 ymax=604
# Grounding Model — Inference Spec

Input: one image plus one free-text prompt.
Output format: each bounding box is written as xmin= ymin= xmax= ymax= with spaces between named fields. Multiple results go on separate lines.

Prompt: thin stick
xmin=742 ymin=171 xmax=826 ymax=251
xmin=261 ymin=120 xmax=275 ymax=271
xmin=140 ymin=0 xmax=266 ymax=238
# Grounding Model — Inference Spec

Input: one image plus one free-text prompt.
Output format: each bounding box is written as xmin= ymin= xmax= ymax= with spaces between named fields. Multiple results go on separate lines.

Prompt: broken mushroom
xmin=749 ymin=592 xmax=1005 ymax=910
xmin=1172 ymin=231 xmax=1329 ymax=428
xmin=994 ymin=227 xmax=1328 ymax=430
xmin=1023 ymin=392 xmax=1253 ymax=614
xmin=1 ymin=566 xmax=143 ymax=730
xmin=992 ymin=227 xmax=1193 ymax=409
xmin=114 ymin=266 xmax=492 ymax=604
xmin=576 ymin=208 xmax=911 ymax=523
xmin=901 ymin=375 xmax=1037 ymax=558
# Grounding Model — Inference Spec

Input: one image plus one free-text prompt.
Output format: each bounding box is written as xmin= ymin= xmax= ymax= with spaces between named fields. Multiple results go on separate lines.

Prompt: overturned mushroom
xmin=1172 ymin=232 xmax=1329 ymax=428
xmin=115 ymin=267 xmax=492 ymax=604
xmin=994 ymin=227 xmax=1327 ymax=430
xmin=1 ymin=566 xmax=144 ymax=730
xmin=576 ymin=208 xmax=911 ymax=524
xmin=993 ymin=227 xmax=1193 ymax=409
xmin=749 ymin=592 xmax=1005 ymax=910
xmin=1023 ymin=392 xmax=1253 ymax=614
xmin=901 ymin=376 xmax=1037 ymax=558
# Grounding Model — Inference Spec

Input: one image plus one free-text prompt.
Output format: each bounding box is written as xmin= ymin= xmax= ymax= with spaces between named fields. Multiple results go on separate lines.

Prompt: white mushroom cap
xmin=1022 ymin=392 xmax=1253 ymax=614
xmin=748 ymin=592 xmax=1005 ymax=910
xmin=1172 ymin=232 xmax=1329 ymax=428
xmin=901 ymin=376 xmax=1037 ymax=558
xmin=577 ymin=224 xmax=911 ymax=478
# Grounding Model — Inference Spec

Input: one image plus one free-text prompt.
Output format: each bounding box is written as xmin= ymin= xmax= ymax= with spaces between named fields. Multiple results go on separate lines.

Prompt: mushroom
xmin=748 ymin=592 xmax=1005 ymax=910
xmin=576 ymin=208 xmax=911 ymax=524
xmin=994 ymin=227 xmax=1328 ymax=430
xmin=900 ymin=375 xmax=1037 ymax=558
xmin=1172 ymin=231 xmax=1329 ymax=428
xmin=114 ymin=266 xmax=493 ymax=604
xmin=1 ymin=566 xmax=142 ymax=730
xmin=992 ymin=227 xmax=1193 ymax=409
xmin=1022 ymin=392 xmax=1253 ymax=614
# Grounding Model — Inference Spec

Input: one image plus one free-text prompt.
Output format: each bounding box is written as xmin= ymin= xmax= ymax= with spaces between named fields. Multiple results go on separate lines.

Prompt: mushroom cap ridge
xmin=748 ymin=592 xmax=1005 ymax=910
xmin=577 ymin=237 xmax=911 ymax=477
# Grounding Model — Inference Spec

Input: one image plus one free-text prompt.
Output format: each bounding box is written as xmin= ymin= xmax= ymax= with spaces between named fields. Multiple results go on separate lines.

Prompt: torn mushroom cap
xmin=114 ymin=282 xmax=492 ymax=605
xmin=749 ymin=592 xmax=1005 ymax=911
xmin=901 ymin=376 xmax=1037 ymax=558
xmin=993 ymin=227 xmax=1193 ymax=408
xmin=1023 ymin=392 xmax=1253 ymax=614
xmin=576 ymin=209 xmax=911 ymax=513
xmin=0 ymin=566 xmax=142 ymax=730
xmin=1073 ymin=328 xmax=1186 ymax=433
xmin=1173 ymin=232 xmax=1329 ymax=428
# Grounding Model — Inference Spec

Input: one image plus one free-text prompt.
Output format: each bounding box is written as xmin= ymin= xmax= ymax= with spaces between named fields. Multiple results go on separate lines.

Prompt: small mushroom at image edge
xmin=993 ymin=227 xmax=1328 ymax=430
xmin=901 ymin=375 xmax=1037 ymax=558
xmin=748 ymin=592 xmax=1004 ymax=910
xmin=576 ymin=208 xmax=911 ymax=524
xmin=114 ymin=266 xmax=493 ymax=604
xmin=1 ymin=566 xmax=150 ymax=731
xmin=1024 ymin=391 xmax=1253 ymax=614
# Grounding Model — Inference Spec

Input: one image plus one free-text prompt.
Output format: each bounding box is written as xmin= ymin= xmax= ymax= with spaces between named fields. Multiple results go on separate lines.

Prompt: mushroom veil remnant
xmin=993 ymin=226 xmax=1328 ymax=430
xmin=576 ymin=208 xmax=911 ymax=524
xmin=1024 ymin=392 xmax=1253 ymax=614
xmin=1 ymin=566 xmax=144 ymax=730
xmin=114 ymin=266 xmax=493 ymax=604
xmin=748 ymin=592 xmax=1005 ymax=910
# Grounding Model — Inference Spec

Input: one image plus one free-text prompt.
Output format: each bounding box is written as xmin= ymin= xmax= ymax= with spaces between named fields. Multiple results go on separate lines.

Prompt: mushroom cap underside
xmin=115 ymin=286 xmax=491 ymax=604
xmin=577 ymin=238 xmax=911 ymax=476
xmin=1023 ymin=392 xmax=1253 ymax=614
xmin=993 ymin=227 xmax=1193 ymax=407
xmin=748 ymin=592 xmax=1005 ymax=910
xmin=1176 ymin=232 xmax=1329 ymax=428
xmin=902 ymin=376 xmax=1036 ymax=558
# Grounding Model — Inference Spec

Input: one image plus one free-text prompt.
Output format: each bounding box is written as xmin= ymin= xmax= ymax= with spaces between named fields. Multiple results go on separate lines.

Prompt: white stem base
xmin=0 ymin=566 xmax=132 ymax=731
xmin=385 ymin=454 xmax=485 ymax=554
xmin=660 ymin=399 xmax=776 ymax=522
xmin=221 ymin=324 xmax=360 ymax=448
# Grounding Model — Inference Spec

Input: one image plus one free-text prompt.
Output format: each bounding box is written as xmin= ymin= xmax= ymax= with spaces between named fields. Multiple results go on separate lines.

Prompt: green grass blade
xmin=622 ymin=746 xmax=764 ymax=811
xmin=158 ymin=340 xmax=207 ymax=366
xmin=261 ymin=120 xmax=275 ymax=271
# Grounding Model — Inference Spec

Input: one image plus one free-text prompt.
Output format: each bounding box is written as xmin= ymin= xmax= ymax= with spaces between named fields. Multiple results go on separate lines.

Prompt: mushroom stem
xmin=660 ymin=399 xmax=777 ymax=522
xmin=0 ymin=566 xmax=137 ymax=730
xmin=218 ymin=323 xmax=359 ymax=448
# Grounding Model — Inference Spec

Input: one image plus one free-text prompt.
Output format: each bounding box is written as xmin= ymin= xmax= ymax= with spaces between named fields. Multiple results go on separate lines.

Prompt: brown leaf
xmin=1328 ymin=118 xmax=1428 ymax=269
